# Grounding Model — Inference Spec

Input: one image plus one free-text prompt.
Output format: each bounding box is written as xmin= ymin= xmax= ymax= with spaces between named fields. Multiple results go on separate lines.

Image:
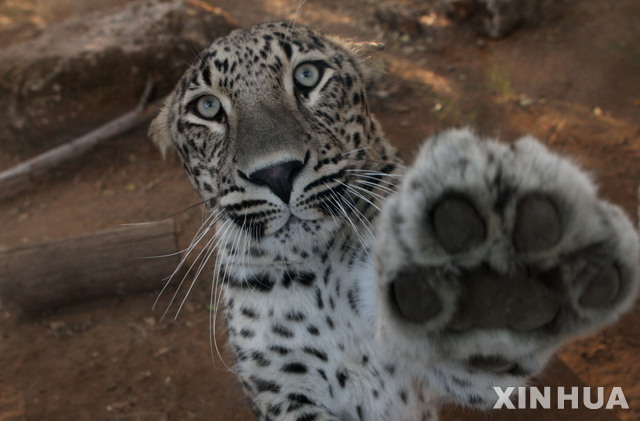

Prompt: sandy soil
xmin=1 ymin=1 xmax=639 ymax=420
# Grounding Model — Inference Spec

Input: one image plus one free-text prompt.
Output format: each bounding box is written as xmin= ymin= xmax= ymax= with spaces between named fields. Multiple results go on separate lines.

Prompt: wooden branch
xmin=0 ymin=384 xmax=25 ymax=421
xmin=0 ymin=220 xmax=178 ymax=314
xmin=0 ymin=80 xmax=161 ymax=197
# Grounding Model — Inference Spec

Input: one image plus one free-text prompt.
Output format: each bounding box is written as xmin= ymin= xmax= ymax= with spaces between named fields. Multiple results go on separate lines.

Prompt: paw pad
xmin=513 ymin=194 xmax=562 ymax=252
xmin=432 ymin=195 xmax=486 ymax=253
xmin=579 ymin=264 xmax=621 ymax=308
xmin=391 ymin=268 xmax=442 ymax=324
xmin=449 ymin=268 xmax=560 ymax=332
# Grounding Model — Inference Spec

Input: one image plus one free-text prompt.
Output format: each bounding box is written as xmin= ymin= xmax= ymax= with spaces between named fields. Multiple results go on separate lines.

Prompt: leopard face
xmin=150 ymin=22 xmax=393 ymax=253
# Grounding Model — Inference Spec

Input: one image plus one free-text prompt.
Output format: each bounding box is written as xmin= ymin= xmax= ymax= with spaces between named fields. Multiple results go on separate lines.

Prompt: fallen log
xmin=0 ymin=80 xmax=160 ymax=198
xmin=0 ymin=220 xmax=178 ymax=314
xmin=0 ymin=384 xmax=25 ymax=421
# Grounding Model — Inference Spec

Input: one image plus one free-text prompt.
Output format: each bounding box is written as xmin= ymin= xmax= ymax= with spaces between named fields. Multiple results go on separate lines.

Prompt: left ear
xmin=148 ymin=92 xmax=176 ymax=158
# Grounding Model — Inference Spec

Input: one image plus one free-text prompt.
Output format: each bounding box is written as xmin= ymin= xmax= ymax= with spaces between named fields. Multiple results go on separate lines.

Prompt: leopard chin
xmin=253 ymin=214 xmax=340 ymax=253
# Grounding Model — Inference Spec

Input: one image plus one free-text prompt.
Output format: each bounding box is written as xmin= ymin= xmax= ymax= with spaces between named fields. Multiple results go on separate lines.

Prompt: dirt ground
xmin=1 ymin=0 xmax=639 ymax=420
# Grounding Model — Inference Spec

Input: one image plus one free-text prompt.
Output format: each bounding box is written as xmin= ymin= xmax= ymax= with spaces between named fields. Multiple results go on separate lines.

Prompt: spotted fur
xmin=150 ymin=22 xmax=640 ymax=420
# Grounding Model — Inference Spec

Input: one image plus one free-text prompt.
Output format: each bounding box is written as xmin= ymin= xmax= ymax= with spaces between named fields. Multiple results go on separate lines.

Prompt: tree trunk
xmin=0 ymin=220 xmax=178 ymax=314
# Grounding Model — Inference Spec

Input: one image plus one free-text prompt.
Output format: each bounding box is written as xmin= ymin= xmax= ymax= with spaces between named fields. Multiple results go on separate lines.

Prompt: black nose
xmin=246 ymin=160 xmax=305 ymax=204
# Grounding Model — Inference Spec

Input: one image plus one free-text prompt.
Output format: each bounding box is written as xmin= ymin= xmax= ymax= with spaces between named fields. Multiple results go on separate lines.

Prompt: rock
xmin=0 ymin=0 xmax=236 ymax=156
xmin=517 ymin=94 xmax=536 ymax=107
xmin=440 ymin=0 xmax=544 ymax=38
xmin=375 ymin=4 xmax=423 ymax=36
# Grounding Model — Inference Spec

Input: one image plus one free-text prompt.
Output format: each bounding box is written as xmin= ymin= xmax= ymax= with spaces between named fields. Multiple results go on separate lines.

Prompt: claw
xmin=432 ymin=195 xmax=486 ymax=253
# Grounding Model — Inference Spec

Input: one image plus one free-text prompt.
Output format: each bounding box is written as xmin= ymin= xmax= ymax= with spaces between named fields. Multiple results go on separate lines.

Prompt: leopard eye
xmin=293 ymin=62 xmax=321 ymax=89
xmin=193 ymin=95 xmax=222 ymax=120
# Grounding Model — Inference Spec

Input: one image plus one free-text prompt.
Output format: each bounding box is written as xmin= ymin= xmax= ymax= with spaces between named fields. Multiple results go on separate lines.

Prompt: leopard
xmin=149 ymin=22 xmax=640 ymax=421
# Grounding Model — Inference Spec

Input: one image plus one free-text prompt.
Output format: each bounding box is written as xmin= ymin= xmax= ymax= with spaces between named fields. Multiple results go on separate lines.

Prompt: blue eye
xmin=193 ymin=95 xmax=222 ymax=120
xmin=294 ymin=62 xmax=321 ymax=89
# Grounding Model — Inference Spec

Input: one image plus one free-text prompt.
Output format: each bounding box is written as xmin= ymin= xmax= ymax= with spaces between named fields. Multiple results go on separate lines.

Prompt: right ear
xmin=148 ymin=93 xmax=176 ymax=158
xmin=327 ymin=36 xmax=386 ymax=87
xmin=344 ymin=40 xmax=386 ymax=87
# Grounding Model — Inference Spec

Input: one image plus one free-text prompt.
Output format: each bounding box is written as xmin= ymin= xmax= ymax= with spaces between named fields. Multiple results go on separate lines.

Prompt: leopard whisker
xmin=333 ymin=179 xmax=382 ymax=212
xmin=170 ymin=200 xmax=209 ymax=221
xmin=153 ymin=209 xmax=222 ymax=314
xmin=325 ymin=183 xmax=371 ymax=254
xmin=174 ymin=221 xmax=223 ymax=319
xmin=205 ymin=217 xmax=239 ymax=369
xmin=353 ymin=178 xmax=397 ymax=195
xmin=343 ymin=180 xmax=389 ymax=204
xmin=163 ymin=218 xmax=222 ymax=321
xmin=342 ymin=156 xmax=401 ymax=167
xmin=346 ymin=168 xmax=403 ymax=179
xmin=341 ymin=146 xmax=372 ymax=156
xmin=211 ymin=219 xmax=234 ymax=294
xmin=231 ymin=217 xmax=255 ymax=295
xmin=287 ymin=0 xmax=307 ymax=32
xmin=224 ymin=219 xmax=246 ymax=290
xmin=335 ymin=190 xmax=375 ymax=248
xmin=348 ymin=172 xmax=400 ymax=189
xmin=240 ymin=217 xmax=252 ymax=284
xmin=209 ymin=217 xmax=238 ymax=373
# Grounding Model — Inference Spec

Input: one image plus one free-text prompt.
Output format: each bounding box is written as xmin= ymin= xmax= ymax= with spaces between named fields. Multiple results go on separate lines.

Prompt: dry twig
xmin=0 ymin=80 xmax=160 ymax=197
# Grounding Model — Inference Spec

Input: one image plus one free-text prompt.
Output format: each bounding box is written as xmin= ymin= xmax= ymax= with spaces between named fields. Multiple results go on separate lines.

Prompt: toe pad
xmin=513 ymin=194 xmax=562 ymax=253
xmin=432 ymin=195 xmax=486 ymax=253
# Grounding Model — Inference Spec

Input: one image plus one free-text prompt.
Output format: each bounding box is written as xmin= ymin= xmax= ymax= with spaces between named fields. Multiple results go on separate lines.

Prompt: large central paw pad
xmin=376 ymin=130 xmax=639 ymax=360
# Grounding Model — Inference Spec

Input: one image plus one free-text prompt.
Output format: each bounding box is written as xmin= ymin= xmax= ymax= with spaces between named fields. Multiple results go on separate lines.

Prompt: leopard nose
xmin=246 ymin=160 xmax=305 ymax=204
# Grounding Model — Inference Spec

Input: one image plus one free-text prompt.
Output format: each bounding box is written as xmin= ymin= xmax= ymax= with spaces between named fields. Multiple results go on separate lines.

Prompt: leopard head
xmin=150 ymin=22 xmax=395 ymax=253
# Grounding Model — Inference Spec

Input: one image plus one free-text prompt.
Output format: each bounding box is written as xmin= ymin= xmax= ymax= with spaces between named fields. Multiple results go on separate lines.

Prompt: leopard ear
xmin=331 ymin=37 xmax=386 ymax=87
xmin=148 ymin=93 xmax=176 ymax=159
xmin=349 ymin=41 xmax=387 ymax=86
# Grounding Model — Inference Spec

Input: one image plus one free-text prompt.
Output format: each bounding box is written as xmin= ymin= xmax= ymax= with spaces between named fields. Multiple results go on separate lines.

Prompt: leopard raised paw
xmin=376 ymin=128 xmax=640 ymax=406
